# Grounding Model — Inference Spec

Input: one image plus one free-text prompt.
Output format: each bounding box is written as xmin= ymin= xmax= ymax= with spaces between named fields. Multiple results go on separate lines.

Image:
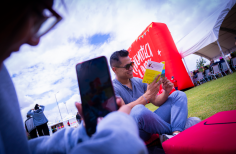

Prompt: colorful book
xmin=160 ymin=61 xmax=165 ymax=78
xmin=142 ymin=61 xmax=165 ymax=84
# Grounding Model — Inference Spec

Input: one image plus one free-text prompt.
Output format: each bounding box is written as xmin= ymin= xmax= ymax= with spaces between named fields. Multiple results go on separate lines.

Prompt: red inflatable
xmin=128 ymin=22 xmax=194 ymax=90
xmin=163 ymin=110 xmax=236 ymax=154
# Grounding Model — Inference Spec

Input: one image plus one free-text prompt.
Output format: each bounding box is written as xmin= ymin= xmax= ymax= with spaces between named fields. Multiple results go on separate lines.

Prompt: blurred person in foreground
xmin=0 ymin=0 xmax=147 ymax=154
xmin=27 ymin=104 xmax=50 ymax=136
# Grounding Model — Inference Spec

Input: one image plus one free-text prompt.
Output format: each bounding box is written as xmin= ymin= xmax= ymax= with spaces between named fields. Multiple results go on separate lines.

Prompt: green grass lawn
xmin=145 ymin=72 xmax=236 ymax=120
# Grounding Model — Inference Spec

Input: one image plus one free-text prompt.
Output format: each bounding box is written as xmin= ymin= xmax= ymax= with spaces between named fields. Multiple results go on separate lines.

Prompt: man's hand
xmin=143 ymin=75 xmax=162 ymax=102
xmin=116 ymin=97 xmax=131 ymax=115
xmin=75 ymin=97 xmax=130 ymax=127
xmin=162 ymin=77 xmax=174 ymax=94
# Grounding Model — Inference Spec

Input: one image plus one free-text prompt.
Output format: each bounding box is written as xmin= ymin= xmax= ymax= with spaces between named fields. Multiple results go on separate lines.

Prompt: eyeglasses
xmin=32 ymin=2 xmax=62 ymax=39
xmin=116 ymin=62 xmax=134 ymax=70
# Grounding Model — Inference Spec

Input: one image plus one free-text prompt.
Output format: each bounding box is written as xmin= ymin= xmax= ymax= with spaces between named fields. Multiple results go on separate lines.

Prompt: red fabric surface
xmin=162 ymin=110 xmax=236 ymax=154
xmin=128 ymin=22 xmax=194 ymax=90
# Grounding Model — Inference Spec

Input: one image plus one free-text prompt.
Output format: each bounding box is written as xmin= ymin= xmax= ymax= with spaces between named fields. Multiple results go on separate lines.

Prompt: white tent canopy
xmin=176 ymin=0 xmax=236 ymax=61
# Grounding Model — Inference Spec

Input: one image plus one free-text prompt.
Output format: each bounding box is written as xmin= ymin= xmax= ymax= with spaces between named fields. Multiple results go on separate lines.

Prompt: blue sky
xmin=89 ymin=34 xmax=110 ymax=45
xmin=4 ymin=0 xmax=224 ymax=122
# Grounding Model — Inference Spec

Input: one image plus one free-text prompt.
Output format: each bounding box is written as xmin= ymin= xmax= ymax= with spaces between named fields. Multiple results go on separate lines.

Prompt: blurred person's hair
xmin=34 ymin=104 xmax=39 ymax=110
xmin=0 ymin=0 xmax=53 ymax=51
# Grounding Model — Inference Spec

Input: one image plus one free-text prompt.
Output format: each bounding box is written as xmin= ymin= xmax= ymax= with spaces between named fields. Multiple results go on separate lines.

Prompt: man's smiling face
xmin=114 ymin=56 xmax=134 ymax=80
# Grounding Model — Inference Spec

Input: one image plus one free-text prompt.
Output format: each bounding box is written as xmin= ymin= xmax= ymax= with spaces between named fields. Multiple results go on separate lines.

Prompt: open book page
xmin=142 ymin=61 xmax=164 ymax=84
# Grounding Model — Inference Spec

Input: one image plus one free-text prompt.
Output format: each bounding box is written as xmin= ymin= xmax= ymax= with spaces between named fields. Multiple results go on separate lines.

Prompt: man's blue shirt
xmin=113 ymin=77 xmax=147 ymax=104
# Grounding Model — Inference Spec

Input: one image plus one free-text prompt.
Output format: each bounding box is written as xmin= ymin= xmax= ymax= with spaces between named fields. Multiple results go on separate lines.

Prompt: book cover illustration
xmin=142 ymin=61 xmax=164 ymax=84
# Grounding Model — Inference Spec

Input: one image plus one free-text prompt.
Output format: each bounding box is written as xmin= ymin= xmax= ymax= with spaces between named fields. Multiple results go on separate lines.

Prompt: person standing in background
xmin=171 ymin=76 xmax=178 ymax=90
xmin=67 ymin=120 xmax=71 ymax=127
xmin=230 ymin=51 xmax=236 ymax=70
xmin=27 ymin=104 xmax=49 ymax=136
xmin=209 ymin=60 xmax=215 ymax=71
xmin=218 ymin=57 xmax=225 ymax=70
xmin=25 ymin=114 xmax=37 ymax=139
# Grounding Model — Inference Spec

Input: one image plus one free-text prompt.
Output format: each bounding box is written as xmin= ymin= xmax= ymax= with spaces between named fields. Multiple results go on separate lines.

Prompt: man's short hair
xmin=110 ymin=50 xmax=129 ymax=67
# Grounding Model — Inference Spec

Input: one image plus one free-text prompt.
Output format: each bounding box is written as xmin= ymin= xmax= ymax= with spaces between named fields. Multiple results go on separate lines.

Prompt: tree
xmin=196 ymin=57 xmax=206 ymax=72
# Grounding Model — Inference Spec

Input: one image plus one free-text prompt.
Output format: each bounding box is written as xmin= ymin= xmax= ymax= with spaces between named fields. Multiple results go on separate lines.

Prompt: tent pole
xmin=182 ymin=57 xmax=194 ymax=84
xmin=216 ymin=40 xmax=233 ymax=74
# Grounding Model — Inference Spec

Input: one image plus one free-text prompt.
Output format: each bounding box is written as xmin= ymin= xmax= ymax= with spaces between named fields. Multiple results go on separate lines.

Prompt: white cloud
xmin=4 ymin=0 xmax=223 ymax=122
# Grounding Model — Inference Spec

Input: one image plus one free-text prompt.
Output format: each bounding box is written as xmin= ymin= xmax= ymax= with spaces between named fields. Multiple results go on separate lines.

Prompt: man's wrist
xmin=142 ymin=95 xmax=148 ymax=104
xmin=143 ymin=93 xmax=151 ymax=103
xmin=163 ymin=89 xmax=171 ymax=95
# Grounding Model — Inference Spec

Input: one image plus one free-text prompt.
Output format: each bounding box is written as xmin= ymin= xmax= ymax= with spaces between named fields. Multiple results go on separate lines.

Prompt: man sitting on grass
xmin=110 ymin=50 xmax=201 ymax=143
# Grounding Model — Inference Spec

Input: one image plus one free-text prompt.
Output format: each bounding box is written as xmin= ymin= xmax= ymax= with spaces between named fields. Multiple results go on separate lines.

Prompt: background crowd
xmin=191 ymin=51 xmax=236 ymax=86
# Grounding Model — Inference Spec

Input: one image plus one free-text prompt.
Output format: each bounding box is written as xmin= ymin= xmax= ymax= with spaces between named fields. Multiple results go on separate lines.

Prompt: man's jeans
xmin=130 ymin=91 xmax=188 ymax=141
